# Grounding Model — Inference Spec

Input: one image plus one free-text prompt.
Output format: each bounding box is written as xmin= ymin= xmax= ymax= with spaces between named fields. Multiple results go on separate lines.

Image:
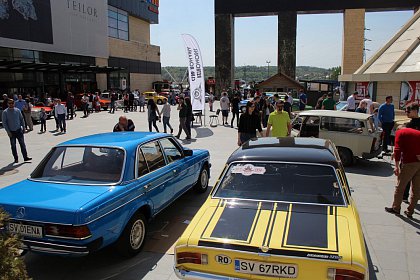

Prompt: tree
xmin=0 ymin=209 xmax=30 ymax=280
xmin=329 ymin=66 xmax=341 ymax=80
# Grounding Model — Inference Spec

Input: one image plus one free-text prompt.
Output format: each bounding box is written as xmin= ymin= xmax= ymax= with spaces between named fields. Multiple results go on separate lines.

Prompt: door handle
xmin=144 ymin=184 xmax=151 ymax=191
xmin=173 ymin=169 xmax=178 ymax=174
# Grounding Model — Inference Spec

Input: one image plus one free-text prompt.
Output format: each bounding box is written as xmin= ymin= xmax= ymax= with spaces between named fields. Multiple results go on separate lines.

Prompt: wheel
xmin=116 ymin=213 xmax=147 ymax=257
xmin=157 ymin=99 xmax=163 ymax=105
xmin=337 ymin=147 xmax=353 ymax=167
xmin=194 ymin=166 xmax=209 ymax=193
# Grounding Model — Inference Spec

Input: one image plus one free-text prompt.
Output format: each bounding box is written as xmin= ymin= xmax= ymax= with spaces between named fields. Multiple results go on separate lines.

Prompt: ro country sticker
xmin=231 ymin=164 xmax=266 ymax=176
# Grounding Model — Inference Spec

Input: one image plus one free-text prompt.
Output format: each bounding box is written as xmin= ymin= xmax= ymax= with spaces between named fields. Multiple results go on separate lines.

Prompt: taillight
xmin=328 ymin=268 xmax=365 ymax=280
xmin=177 ymin=252 xmax=208 ymax=265
xmin=45 ymin=224 xmax=91 ymax=239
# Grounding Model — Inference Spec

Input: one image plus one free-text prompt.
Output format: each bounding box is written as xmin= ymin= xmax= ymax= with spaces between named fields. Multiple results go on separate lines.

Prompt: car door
xmin=139 ymin=140 xmax=172 ymax=214
xmin=159 ymin=137 xmax=191 ymax=198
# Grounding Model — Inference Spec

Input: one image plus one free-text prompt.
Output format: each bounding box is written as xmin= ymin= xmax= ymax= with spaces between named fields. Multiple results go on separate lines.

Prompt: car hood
xmin=0 ymin=180 xmax=111 ymax=224
xmin=187 ymin=199 xmax=352 ymax=263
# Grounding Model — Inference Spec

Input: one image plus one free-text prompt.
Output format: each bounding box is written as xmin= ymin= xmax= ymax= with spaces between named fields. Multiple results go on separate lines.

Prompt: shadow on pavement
xmin=345 ymin=159 xmax=394 ymax=177
xmin=366 ymin=242 xmax=378 ymax=280
xmin=194 ymin=127 xmax=214 ymax=138
xmin=24 ymin=187 xmax=210 ymax=280
xmin=0 ymin=162 xmax=25 ymax=176
xmin=397 ymin=215 xmax=420 ymax=230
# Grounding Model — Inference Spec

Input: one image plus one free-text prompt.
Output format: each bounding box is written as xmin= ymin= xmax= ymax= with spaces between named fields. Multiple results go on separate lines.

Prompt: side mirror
xmin=183 ymin=149 xmax=193 ymax=157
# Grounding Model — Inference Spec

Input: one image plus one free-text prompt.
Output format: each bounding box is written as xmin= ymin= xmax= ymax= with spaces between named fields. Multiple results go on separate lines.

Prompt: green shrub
xmin=0 ymin=209 xmax=30 ymax=280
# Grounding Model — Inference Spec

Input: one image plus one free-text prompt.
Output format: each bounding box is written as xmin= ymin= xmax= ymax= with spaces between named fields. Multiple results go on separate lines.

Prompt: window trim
xmin=211 ymin=160 xmax=347 ymax=207
xmin=135 ymin=139 xmax=167 ymax=178
xmin=159 ymin=137 xmax=184 ymax=164
xmin=107 ymin=5 xmax=129 ymax=41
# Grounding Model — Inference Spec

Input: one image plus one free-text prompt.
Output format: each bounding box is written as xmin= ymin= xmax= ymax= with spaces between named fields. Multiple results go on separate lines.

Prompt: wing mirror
xmin=183 ymin=149 xmax=193 ymax=157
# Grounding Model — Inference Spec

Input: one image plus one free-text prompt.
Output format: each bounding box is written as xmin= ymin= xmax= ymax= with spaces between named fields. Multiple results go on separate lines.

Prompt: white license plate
xmin=235 ymin=259 xmax=298 ymax=278
xmin=8 ymin=223 xmax=43 ymax=238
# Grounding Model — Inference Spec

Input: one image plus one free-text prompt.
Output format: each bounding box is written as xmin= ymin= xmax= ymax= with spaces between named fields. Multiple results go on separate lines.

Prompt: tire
xmin=194 ymin=166 xmax=209 ymax=193
xmin=337 ymin=147 xmax=353 ymax=167
xmin=116 ymin=213 xmax=147 ymax=257
xmin=157 ymin=99 xmax=163 ymax=105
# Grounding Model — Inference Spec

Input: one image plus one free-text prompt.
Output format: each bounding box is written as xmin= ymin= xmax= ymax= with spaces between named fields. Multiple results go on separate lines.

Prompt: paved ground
xmin=0 ymin=102 xmax=419 ymax=280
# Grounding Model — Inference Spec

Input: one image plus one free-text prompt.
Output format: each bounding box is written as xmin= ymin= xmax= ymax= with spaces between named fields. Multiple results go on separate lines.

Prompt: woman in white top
xmin=160 ymin=99 xmax=173 ymax=133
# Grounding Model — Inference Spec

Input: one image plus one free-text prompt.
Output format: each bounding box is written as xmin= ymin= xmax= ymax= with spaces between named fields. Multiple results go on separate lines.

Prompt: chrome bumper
xmin=174 ymin=268 xmax=246 ymax=280
xmin=22 ymin=238 xmax=102 ymax=256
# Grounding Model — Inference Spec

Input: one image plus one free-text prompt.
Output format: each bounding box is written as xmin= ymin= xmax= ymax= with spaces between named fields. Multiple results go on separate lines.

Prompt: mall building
xmin=0 ymin=0 xmax=161 ymax=97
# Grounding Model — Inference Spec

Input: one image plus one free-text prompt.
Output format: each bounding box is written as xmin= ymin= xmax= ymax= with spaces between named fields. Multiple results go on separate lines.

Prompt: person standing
xmin=176 ymin=97 xmax=190 ymax=140
xmin=230 ymin=93 xmax=240 ymax=128
xmin=113 ymin=115 xmax=135 ymax=132
xmin=82 ymin=94 xmax=89 ymax=117
xmin=2 ymin=94 xmax=9 ymax=110
xmin=109 ymin=92 xmax=117 ymax=114
xmin=283 ymin=93 xmax=292 ymax=117
xmin=238 ymin=101 xmax=263 ymax=145
xmin=385 ymin=128 xmax=420 ymax=219
xmin=139 ymin=93 xmax=146 ymax=112
xmin=161 ymin=98 xmax=173 ymax=134
xmin=129 ymin=91 xmax=135 ymax=112
xmin=315 ymin=94 xmax=327 ymax=109
xmin=208 ymin=92 xmax=215 ymax=112
xmin=2 ymin=99 xmax=32 ymax=163
xmin=378 ymin=96 xmax=395 ymax=153
xmin=22 ymin=98 xmax=33 ymax=131
xmin=287 ymin=93 xmax=294 ymax=110
xmin=55 ymin=99 xmax=67 ymax=133
xmin=346 ymin=92 xmax=358 ymax=112
xmin=321 ymin=93 xmax=336 ymax=110
xmin=361 ymin=94 xmax=374 ymax=114
xmin=220 ymin=92 xmax=230 ymax=126
xmin=39 ymin=107 xmax=47 ymax=133
xmin=123 ymin=93 xmax=129 ymax=113
xmin=185 ymin=97 xmax=193 ymax=137
xmin=298 ymin=90 xmax=307 ymax=111
xmin=14 ymin=95 xmax=27 ymax=128
xmin=262 ymin=98 xmax=275 ymax=128
xmin=66 ymin=92 xmax=75 ymax=119
xmin=147 ymin=99 xmax=161 ymax=132
xmin=265 ymin=100 xmax=291 ymax=137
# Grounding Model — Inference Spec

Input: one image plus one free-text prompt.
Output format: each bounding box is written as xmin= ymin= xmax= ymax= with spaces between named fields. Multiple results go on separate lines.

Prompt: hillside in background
xmin=162 ymin=66 xmax=339 ymax=83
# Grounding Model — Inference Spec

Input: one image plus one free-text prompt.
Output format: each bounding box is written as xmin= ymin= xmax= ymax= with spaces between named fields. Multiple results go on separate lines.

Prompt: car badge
xmin=16 ymin=207 xmax=25 ymax=219
xmin=260 ymin=245 xmax=270 ymax=253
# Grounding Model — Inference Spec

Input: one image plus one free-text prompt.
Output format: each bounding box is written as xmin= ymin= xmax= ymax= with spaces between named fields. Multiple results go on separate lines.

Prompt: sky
xmin=151 ymin=0 xmax=414 ymax=69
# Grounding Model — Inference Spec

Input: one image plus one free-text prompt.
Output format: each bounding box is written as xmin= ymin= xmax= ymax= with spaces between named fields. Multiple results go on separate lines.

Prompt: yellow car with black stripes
xmin=174 ymin=137 xmax=368 ymax=280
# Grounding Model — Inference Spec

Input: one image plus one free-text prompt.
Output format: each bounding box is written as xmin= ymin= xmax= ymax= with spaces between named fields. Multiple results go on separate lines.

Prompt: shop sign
xmin=400 ymin=81 xmax=420 ymax=109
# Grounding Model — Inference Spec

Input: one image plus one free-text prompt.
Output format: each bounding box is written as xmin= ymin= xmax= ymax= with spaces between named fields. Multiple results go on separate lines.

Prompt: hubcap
xmin=200 ymin=169 xmax=208 ymax=189
xmin=130 ymin=219 xmax=145 ymax=250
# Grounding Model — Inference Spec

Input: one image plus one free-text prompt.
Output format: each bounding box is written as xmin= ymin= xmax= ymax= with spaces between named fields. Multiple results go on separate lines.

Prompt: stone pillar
xmin=342 ymin=9 xmax=365 ymax=74
xmin=278 ymin=11 xmax=297 ymax=79
xmin=96 ymin=57 xmax=108 ymax=91
xmin=215 ymin=14 xmax=234 ymax=96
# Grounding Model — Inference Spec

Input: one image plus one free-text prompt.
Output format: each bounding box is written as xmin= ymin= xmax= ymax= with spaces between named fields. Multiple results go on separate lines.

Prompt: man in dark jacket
xmin=113 ymin=115 xmax=135 ymax=132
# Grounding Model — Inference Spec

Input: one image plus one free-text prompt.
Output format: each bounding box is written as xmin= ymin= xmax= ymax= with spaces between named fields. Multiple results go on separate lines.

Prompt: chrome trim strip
xmin=28 ymin=246 xmax=88 ymax=255
xmin=24 ymin=239 xmax=88 ymax=249
xmin=44 ymin=234 xmax=92 ymax=241
xmin=174 ymin=267 xmax=246 ymax=280
xmin=211 ymin=160 xmax=348 ymax=207
xmin=28 ymin=144 xmax=127 ymax=186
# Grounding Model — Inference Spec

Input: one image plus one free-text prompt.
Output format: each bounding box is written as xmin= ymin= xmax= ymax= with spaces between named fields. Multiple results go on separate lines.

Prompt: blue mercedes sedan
xmin=0 ymin=132 xmax=210 ymax=257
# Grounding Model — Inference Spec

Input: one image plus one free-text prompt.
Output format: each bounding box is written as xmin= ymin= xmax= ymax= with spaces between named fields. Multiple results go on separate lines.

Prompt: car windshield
xmin=336 ymin=102 xmax=347 ymax=111
xmin=214 ymin=162 xmax=345 ymax=205
xmin=31 ymin=146 xmax=125 ymax=185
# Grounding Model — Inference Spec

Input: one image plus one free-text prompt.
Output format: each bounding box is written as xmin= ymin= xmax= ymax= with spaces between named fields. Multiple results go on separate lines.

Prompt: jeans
xmin=382 ymin=122 xmax=394 ymax=152
xmin=177 ymin=117 xmax=190 ymax=138
xmin=23 ymin=112 xmax=33 ymax=131
xmin=231 ymin=111 xmax=239 ymax=127
xmin=163 ymin=116 xmax=173 ymax=133
xmin=57 ymin=114 xmax=66 ymax=131
xmin=9 ymin=129 xmax=28 ymax=160
xmin=148 ymin=119 xmax=159 ymax=132
xmin=83 ymin=103 xmax=89 ymax=117
xmin=186 ymin=115 xmax=192 ymax=136
xmin=67 ymin=104 xmax=74 ymax=119
xmin=392 ymin=161 xmax=420 ymax=215
xmin=40 ymin=119 xmax=46 ymax=132
xmin=110 ymin=101 xmax=115 ymax=113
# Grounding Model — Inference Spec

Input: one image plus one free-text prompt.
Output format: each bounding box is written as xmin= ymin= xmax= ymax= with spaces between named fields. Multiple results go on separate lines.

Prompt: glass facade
xmin=108 ymin=6 xmax=129 ymax=41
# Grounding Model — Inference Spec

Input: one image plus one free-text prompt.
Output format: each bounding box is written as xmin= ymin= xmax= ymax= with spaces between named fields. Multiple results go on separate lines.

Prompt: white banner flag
xmin=182 ymin=34 xmax=205 ymax=111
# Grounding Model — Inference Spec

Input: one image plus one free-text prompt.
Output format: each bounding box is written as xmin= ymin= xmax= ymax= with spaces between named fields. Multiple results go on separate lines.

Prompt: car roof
xmin=298 ymin=110 xmax=371 ymax=120
xmin=228 ymin=137 xmax=339 ymax=167
xmin=57 ymin=132 xmax=168 ymax=150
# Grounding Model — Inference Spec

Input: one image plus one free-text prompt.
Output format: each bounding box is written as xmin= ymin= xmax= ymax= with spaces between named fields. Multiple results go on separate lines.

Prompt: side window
xmin=321 ymin=117 xmax=362 ymax=134
xmin=292 ymin=117 xmax=303 ymax=131
xmin=300 ymin=116 xmax=320 ymax=137
xmin=137 ymin=148 xmax=149 ymax=177
xmin=160 ymin=138 xmax=183 ymax=163
xmin=140 ymin=141 xmax=166 ymax=172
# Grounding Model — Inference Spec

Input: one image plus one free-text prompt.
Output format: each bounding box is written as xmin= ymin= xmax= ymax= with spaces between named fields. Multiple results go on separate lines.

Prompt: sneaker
xmin=404 ymin=210 xmax=413 ymax=219
xmin=24 ymin=157 xmax=32 ymax=161
xmin=14 ymin=159 xmax=18 ymax=163
xmin=385 ymin=207 xmax=400 ymax=215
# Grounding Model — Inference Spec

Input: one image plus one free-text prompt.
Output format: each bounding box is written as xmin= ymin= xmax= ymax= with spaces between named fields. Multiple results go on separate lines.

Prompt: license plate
xmin=235 ymin=259 xmax=298 ymax=278
xmin=8 ymin=223 xmax=43 ymax=238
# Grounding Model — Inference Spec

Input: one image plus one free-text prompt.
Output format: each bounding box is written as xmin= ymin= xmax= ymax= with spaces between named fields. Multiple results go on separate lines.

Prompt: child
xmin=40 ymin=108 xmax=47 ymax=133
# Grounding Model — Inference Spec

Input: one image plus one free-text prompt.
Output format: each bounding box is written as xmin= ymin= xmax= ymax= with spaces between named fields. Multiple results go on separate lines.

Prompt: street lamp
xmin=266 ymin=60 xmax=271 ymax=79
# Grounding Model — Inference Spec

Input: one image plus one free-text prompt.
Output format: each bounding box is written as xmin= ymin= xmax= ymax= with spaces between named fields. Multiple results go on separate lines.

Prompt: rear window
xmin=321 ymin=116 xmax=365 ymax=134
xmin=213 ymin=162 xmax=344 ymax=205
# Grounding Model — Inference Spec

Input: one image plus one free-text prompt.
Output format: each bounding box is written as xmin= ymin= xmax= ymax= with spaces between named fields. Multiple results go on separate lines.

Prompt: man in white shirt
xmin=55 ymin=99 xmax=67 ymax=133
xmin=220 ymin=92 xmax=230 ymax=125
xmin=287 ymin=92 xmax=294 ymax=106
xmin=361 ymin=94 xmax=374 ymax=114
xmin=346 ymin=91 xmax=358 ymax=112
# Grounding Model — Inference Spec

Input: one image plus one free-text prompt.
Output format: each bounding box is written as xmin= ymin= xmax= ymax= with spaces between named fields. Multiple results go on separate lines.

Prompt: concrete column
xmin=215 ymin=14 xmax=234 ymax=96
xmin=278 ymin=11 xmax=297 ymax=79
xmin=96 ymin=57 xmax=108 ymax=91
xmin=342 ymin=9 xmax=365 ymax=75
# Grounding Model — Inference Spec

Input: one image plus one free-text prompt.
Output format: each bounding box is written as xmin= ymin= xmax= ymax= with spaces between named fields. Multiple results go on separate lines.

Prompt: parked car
xmin=174 ymin=137 xmax=368 ymax=280
xmin=290 ymin=110 xmax=382 ymax=166
xmin=31 ymin=102 xmax=53 ymax=122
xmin=142 ymin=91 xmax=167 ymax=105
xmin=0 ymin=132 xmax=210 ymax=257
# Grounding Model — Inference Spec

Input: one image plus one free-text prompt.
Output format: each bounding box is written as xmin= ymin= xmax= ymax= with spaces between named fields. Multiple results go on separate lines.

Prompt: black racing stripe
xmin=248 ymin=203 xmax=262 ymax=242
xmin=276 ymin=203 xmax=289 ymax=212
xmin=210 ymin=206 xmax=257 ymax=241
xmin=286 ymin=204 xmax=328 ymax=248
xmin=266 ymin=208 xmax=278 ymax=246
xmin=200 ymin=200 xmax=223 ymax=239
xmin=261 ymin=202 xmax=275 ymax=210
xmin=197 ymin=241 xmax=341 ymax=261
xmin=329 ymin=206 xmax=334 ymax=216
xmin=262 ymin=205 xmax=275 ymax=246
